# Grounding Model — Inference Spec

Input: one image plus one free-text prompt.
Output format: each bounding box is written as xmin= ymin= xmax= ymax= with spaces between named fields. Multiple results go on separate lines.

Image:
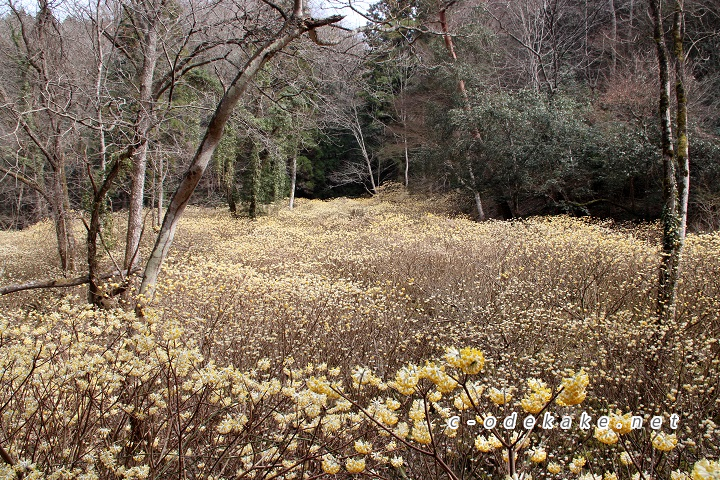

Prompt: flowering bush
xmin=1 ymin=197 xmax=719 ymax=478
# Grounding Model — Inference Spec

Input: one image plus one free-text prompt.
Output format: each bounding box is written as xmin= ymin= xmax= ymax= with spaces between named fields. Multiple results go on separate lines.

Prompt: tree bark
xmin=403 ymin=134 xmax=409 ymax=188
xmin=138 ymin=14 xmax=342 ymax=304
xmin=289 ymin=152 xmax=298 ymax=209
xmin=86 ymin=153 xmax=128 ymax=305
xmin=249 ymin=143 xmax=261 ymax=219
xmin=650 ymin=0 xmax=689 ymax=323
xmin=349 ymin=104 xmax=377 ymax=194
xmin=673 ymin=0 xmax=689 ymax=240
xmin=51 ymin=164 xmax=77 ymax=272
xmin=609 ymin=0 xmax=618 ymax=74
xmin=125 ymin=19 xmax=160 ymax=271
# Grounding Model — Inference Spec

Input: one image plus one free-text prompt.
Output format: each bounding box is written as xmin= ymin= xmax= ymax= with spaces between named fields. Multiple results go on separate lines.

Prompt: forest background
xmin=1 ymin=0 xmax=718 ymax=235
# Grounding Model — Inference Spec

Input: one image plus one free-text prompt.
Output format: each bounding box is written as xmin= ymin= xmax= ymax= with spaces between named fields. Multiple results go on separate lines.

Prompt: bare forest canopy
xmin=1 ymin=0 xmax=719 ymax=231
xmin=0 ymin=0 xmax=717 ymax=312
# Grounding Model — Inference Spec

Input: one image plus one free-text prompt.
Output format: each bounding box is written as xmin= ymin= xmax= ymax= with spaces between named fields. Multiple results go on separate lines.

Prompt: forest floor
xmin=1 ymin=193 xmax=719 ymax=479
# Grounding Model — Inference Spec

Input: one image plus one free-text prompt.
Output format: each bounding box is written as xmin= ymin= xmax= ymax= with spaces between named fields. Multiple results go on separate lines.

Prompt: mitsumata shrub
xmin=0 ymin=197 xmax=718 ymax=479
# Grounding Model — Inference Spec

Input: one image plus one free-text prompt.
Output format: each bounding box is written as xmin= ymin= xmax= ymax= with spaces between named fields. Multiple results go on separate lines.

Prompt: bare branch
xmin=0 ymin=268 xmax=140 ymax=296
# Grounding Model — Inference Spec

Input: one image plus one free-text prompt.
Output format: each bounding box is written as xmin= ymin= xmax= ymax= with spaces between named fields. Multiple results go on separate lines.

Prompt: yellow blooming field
xmin=1 ymin=192 xmax=719 ymax=479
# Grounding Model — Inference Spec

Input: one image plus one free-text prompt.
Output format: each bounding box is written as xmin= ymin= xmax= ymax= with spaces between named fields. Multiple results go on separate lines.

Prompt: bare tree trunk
xmin=673 ymin=0 xmax=690 ymax=240
xmin=609 ymin=0 xmax=618 ymax=74
xmin=52 ymin=165 xmax=76 ymax=272
xmin=125 ymin=20 xmax=159 ymax=271
xmin=158 ymin=158 xmax=165 ymax=222
xmin=467 ymin=167 xmax=486 ymax=221
xmin=403 ymin=134 xmax=409 ymax=188
xmin=289 ymin=152 xmax=297 ymax=209
xmin=150 ymin=166 xmax=157 ymax=227
xmin=349 ymin=105 xmax=377 ymax=194
xmin=88 ymin=158 xmax=123 ymax=305
xmin=139 ymin=14 xmax=341 ymax=304
xmin=249 ymin=143 xmax=261 ymax=219
xmin=650 ymin=0 xmax=689 ymax=323
xmin=273 ymin=151 xmax=285 ymax=203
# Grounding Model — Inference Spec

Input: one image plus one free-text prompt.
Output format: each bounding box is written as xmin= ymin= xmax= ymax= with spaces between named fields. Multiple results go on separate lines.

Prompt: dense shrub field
xmin=1 ymin=196 xmax=719 ymax=479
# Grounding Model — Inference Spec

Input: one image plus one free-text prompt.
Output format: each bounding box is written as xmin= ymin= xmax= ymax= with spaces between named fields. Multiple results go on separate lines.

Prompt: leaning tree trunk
xmin=138 ymin=14 xmax=341 ymax=305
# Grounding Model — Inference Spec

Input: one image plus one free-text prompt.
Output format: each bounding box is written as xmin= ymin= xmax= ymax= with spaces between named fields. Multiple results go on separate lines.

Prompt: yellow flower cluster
xmin=366 ymin=397 xmax=401 ymax=427
xmin=444 ymin=347 xmax=485 ymax=375
xmin=555 ymin=370 xmax=589 ymax=406
xmin=594 ymin=426 xmax=619 ymax=445
xmin=488 ymin=387 xmax=513 ymax=405
xmin=453 ymin=382 xmax=484 ymax=410
xmin=475 ymin=434 xmax=502 ymax=452
xmin=693 ymin=458 xmax=720 ymax=479
xmin=321 ymin=455 xmax=341 ymax=474
xmin=652 ymin=432 xmax=678 ymax=451
xmin=609 ymin=411 xmax=632 ymax=434
xmin=354 ymin=439 xmax=373 ymax=454
xmin=390 ymin=365 xmax=420 ymax=395
xmin=345 ymin=457 xmax=366 ymax=473
xmin=419 ymin=362 xmax=459 ymax=393
xmin=529 ymin=447 xmax=547 ymax=463
xmin=569 ymin=456 xmax=587 ymax=474
xmin=352 ymin=365 xmax=383 ymax=387
xmin=521 ymin=379 xmax=552 ymax=414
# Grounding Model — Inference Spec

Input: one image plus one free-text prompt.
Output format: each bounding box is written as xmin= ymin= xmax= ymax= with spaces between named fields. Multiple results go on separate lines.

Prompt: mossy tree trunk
xmin=650 ymin=0 xmax=690 ymax=323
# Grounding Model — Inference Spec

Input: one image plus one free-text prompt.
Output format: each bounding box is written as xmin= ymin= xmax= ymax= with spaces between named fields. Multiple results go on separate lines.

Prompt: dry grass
xmin=0 ymin=194 xmax=718 ymax=479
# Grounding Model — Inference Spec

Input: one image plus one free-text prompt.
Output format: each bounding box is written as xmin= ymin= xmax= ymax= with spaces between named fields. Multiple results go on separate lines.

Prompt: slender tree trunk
xmin=87 ymin=158 xmax=123 ymax=305
xmin=467 ymin=167 xmax=486 ymax=221
xmin=673 ymin=0 xmax=689 ymax=239
xmin=609 ymin=0 xmax=618 ymax=74
xmin=350 ymin=106 xmax=377 ymax=194
xmin=138 ymin=14 xmax=341 ymax=304
xmin=273 ymin=151 xmax=285 ymax=202
xmin=95 ymin=18 xmax=107 ymax=173
xmin=403 ymin=134 xmax=409 ymax=188
xmin=227 ymin=163 xmax=237 ymax=215
xmin=158 ymin=158 xmax=164 ymax=222
xmin=650 ymin=0 xmax=689 ymax=322
xmin=125 ymin=22 xmax=159 ymax=271
xmin=289 ymin=152 xmax=297 ymax=209
xmin=51 ymin=164 xmax=76 ymax=272
xmin=249 ymin=143 xmax=261 ymax=219
xmin=150 ymin=166 xmax=157 ymax=227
